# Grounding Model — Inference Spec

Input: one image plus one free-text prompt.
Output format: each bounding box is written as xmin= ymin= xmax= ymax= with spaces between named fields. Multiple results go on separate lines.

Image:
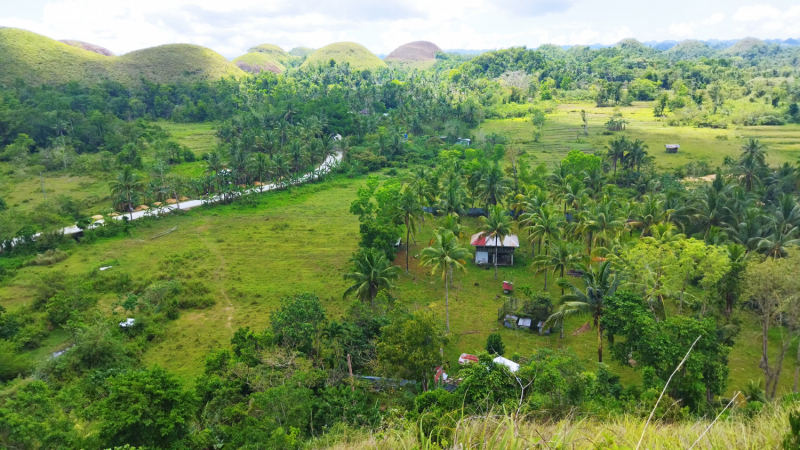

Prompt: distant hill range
xmin=2 ymin=26 xmax=799 ymax=87
xmin=0 ymin=28 xmax=245 ymax=86
xmin=558 ymin=37 xmax=800 ymax=51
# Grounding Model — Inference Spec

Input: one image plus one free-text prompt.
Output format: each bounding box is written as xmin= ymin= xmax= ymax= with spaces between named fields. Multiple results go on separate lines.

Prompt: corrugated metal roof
xmin=470 ymin=233 xmax=520 ymax=247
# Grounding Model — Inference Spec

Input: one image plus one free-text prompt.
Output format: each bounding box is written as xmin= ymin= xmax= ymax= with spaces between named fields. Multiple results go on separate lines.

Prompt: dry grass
xmin=301 ymin=42 xmax=387 ymax=71
xmin=317 ymin=406 xmax=790 ymax=449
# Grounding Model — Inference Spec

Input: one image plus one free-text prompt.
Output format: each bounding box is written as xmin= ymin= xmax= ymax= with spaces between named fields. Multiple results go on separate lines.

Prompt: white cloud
xmin=702 ymin=13 xmax=725 ymax=25
xmin=668 ymin=23 xmax=694 ymax=38
xmin=733 ymin=5 xmax=781 ymax=21
xmin=2 ymin=0 xmax=799 ymax=58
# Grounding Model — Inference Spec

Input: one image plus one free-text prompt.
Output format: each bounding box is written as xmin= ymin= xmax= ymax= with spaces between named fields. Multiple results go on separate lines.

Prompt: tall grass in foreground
xmin=314 ymin=407 xmax=789 ymax=449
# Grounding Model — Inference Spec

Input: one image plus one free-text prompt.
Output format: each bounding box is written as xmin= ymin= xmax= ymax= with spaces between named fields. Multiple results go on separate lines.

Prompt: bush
xmin=24 ymin=249 xmax=69 ymax=266
xmin=486 ymin=333 xmax=506 ymax=356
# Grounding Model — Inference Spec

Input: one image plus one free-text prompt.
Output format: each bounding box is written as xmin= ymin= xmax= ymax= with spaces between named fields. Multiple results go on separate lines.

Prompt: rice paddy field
xmin=479 ymin=101 xmax=800 ymax=170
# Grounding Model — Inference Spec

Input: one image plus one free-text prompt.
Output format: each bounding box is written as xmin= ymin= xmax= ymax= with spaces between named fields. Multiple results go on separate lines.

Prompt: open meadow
xmin=480 ymin=101 xmax=800 ymax=170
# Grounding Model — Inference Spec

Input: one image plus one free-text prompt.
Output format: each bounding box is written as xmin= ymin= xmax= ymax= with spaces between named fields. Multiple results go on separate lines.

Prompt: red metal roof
xmin=470 ymin=233 xmax=520 ymax=247
xmin=459 ymin=353 xmax=479 ymax=364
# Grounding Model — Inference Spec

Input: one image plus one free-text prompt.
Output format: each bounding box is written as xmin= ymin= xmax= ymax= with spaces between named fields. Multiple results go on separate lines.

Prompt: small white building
xmin=493 ymin=356 xmax=520 ymax=373
xmin=470 ymin=233 xmax=520 ymax=265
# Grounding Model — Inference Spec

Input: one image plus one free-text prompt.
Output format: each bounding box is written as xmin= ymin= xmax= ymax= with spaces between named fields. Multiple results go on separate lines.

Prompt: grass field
xmin=479 ymin=102 xmax=800 ymax=171
xmin=1 ymin=173 xmax=796 ymax=395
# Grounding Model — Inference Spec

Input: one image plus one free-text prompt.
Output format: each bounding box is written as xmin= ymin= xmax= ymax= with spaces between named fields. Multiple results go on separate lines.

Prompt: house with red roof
xmin=470 ymin=232 xmax=520 ymax=266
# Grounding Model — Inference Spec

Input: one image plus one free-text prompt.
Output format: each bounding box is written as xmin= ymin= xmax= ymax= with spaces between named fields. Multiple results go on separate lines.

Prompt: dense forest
xmin=2 ymin=38 xmax=800 ymax=449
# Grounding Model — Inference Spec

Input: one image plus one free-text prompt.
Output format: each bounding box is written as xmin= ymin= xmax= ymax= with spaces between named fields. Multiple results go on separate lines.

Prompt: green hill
xmin=301 ymin=42 xmax=387 ymax=71
xmin=722 ymin=37 xmax=768 ymax=57
xmin=0 ymin=27 xmax=111 ymax=86
xmin=233 ymin=52 xmax=286 ymax=74
xmin=59 ymin=39 xmax=115 ymax=56
xmin=664 ymin=39 xmax=716 ymax=60
xmin=247 ymin=44 xmax=293 ymax=65
xmin=233 ymin=44 xmax=293 ymax=74
xmin=289 ymin=47 xmax=314 ymax=58
xmin=0 ymin=28 xmax=246 ymax=86
xmin=110 ymin=44 xmax=246 ymax=85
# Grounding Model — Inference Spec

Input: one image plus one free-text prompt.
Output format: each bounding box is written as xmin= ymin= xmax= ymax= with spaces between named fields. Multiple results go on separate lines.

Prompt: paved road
xmin=41 ymin=152 xmax=342 ymax=239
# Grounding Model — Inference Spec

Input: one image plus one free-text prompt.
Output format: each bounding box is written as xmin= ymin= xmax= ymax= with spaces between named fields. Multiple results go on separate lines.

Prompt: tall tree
xmin=420 ymin=230 xmax=472 ymax=333
xmin=546 ymin=261 xmax=620 ymax=362
xmin=111 ymin=165 xmax=142 ymax=220
xmin=396 ymin=189 xmax=421 ymax=273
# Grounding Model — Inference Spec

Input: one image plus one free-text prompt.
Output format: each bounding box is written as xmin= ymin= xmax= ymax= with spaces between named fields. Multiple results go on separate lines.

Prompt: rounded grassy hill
xmin=664 ymin=40 xmax=715 ymax=60
xmin=0 ymin=28 xmax=111 ymax=86
xmin=233 ymin=44 xmax=292 ymax=74
xmin=384 ymin=41 xmax=441 ymax=69
xmin=289 ymin=47 xmax=314 ymax=58
xmin=722 ymin=37 xmax=767 ymax=56
xmin=301 ymin=42 xmax=387 ymax=71
xmin=59 ymin=39 xmax=115 ymax=56
xmin=0 ymin=28 xmax=246 ymax=86
xmin=233 ymin=52 xmax=286 ymax=74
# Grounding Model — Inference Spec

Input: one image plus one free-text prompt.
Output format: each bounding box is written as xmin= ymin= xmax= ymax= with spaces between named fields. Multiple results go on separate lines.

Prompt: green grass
xmin=1 ymin=173 xmax=796 ymax=394
xmin=0 ymin=169 xmax=109 ymax=214
xmin=301 ymin=42 xmax=387 ymax=71
xmin=158 ymin=121 xmax=218 ymax=156
xmin=479 ymin=101 xmax=800 ymax=171
xmin=289 ymin=47 xmax=315 ymax=58
xmin=232 ymin=52 xmax=287 ymax=74
xmin=0 ymin=28 xmax=246 ymax=86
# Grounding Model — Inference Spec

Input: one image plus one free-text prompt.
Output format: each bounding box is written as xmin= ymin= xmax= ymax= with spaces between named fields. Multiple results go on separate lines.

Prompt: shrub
xmin=24 ymin=249 xmax=69 ymax=266
xmin=486 ymin=333 xmax=506 ymax=356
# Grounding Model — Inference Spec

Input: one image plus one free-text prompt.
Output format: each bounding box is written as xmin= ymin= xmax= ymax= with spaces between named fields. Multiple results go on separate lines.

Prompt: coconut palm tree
xmin=738 ymin=138 xmax=767 ymax=192
xmin=756 ymin=220 xmax=800 ymax=259
xmin=545 ymin=261 xmax=620 ymax=362
xmin=111 ymin=165 xmax=142 ymax=220
xmin=524 ymin=204 xmax=563 ymax=258
xmin=249 ymin=153 xmax=273 ymax=193
xmin=477 ymin=162 xmax=512 ymax=207
xmin=534 ymin=241 xmax=582 ymax=296
xmin=479 ymin=205 xmax=514 ymax=279
xmin=625 ymin=139 xmax=649 ymax=172
xmin=396 ymin=189 xmax=421 ymax=273
xmin=343 ymin=248 xmax=400 ymax=306
xmin=606 ymin=136 xmax=629 ymax=176
xmin=420 ymin=230 xmax=472 ymax=333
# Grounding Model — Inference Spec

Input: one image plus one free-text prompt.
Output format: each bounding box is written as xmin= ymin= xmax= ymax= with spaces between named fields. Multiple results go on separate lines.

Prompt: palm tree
xmin=479 ymin=205 xmax=514 ymax=279
xmin=582 ymin=203 xmax=624 ymax=255
xmin=111 ymin=165 xmax=142 ymax=220
xmin=546 ymin=261 xmax=620 ymax=362
xmin=525 ymin=204 xmax=563 ymax=258
xmin=396 ymin=189 xmax=421 ymax=273
xmin=249 ymin=153 xmax=273 ymax=193
xmin=533 ymin=241 xmax=582 ymax=296
xmin=343 ymin=249 xmax=400 ymax=305
xmin=420 ymin=230 xmax=472 ymax=333
xmin=738 ymin=138 xmax=767 ymax=192
xmin=205 ymin=150 xmax=225 ymax=195
xmin=477 ymin=163 xmax=512 ymax=207
xmin=625 ymin=139 xmax=649 ymax=172
xmin=606 ymin=136 xmax=629 ymax=176
xmin=757 ymin=220 xmax=800 ymax=259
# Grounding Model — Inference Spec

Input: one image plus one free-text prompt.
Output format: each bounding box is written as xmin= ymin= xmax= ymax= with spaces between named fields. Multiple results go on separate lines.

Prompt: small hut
xmin=665 ymin=144 xmax=680 ymax=153
xmin=470 ymin=233 xmax=520 ymax=265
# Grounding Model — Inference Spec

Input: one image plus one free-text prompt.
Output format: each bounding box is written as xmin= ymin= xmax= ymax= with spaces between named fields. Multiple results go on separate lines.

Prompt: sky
xmin=2 ymin=0 xmax=800 ymax=58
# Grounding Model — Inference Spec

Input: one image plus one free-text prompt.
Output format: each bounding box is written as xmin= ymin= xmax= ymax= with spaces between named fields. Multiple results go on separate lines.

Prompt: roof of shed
xmin=470 ymin=233 xmax=520 ymax=247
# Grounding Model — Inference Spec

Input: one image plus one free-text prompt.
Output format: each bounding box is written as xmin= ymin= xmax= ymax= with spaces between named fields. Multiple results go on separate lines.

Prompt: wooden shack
xmin=665 ymin=144 xmax=680 ymax=153
xmin=470 ymin=233 xmax=520 ymax=265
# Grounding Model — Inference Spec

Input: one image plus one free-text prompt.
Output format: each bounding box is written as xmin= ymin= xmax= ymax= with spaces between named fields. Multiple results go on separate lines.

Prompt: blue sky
xmin=2 ymin=0 xmax=799 ymax=58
